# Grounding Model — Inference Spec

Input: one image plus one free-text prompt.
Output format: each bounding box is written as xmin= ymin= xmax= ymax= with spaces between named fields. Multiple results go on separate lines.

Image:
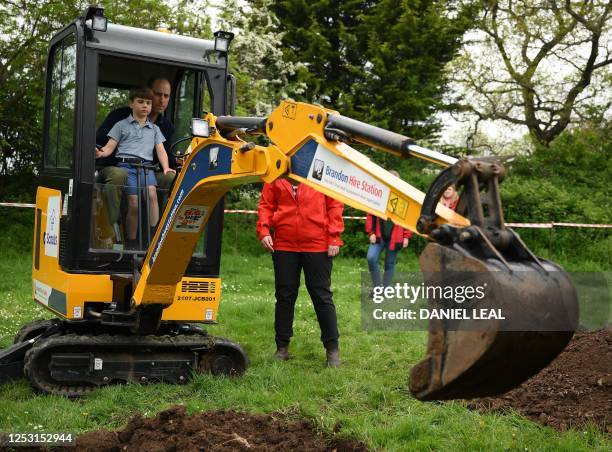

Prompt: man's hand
xmin=402 ymin=238 xmax=409 ymax=248
xmin=260 ymin=235 xmax=274 ymax=252
xmin=163 ymin=168 xmax=176 ymax=176
xmin=369 ymin=234 xmax=377 ymax=244
xmin=95 ymin=147 xmax=109 ymax=159
xmin=328 ymin=245 xmax=340 ymax=257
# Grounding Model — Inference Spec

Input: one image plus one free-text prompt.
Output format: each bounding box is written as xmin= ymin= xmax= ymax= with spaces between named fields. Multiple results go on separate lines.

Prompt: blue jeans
xmin=367 ymin=240 xmax=399 ymax=287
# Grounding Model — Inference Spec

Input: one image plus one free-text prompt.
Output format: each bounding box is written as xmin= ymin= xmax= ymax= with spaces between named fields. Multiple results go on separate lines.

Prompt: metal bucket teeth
xmin=409 ymin=243 xmax=578 ymax=400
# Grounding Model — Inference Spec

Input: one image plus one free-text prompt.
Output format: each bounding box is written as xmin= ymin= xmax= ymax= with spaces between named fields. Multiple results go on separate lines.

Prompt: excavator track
xmin=24 ymin=330 xmax=248 ymax=397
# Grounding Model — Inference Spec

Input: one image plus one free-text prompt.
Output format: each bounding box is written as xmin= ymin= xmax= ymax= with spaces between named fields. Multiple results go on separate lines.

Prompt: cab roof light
xmin=84 ymin=6 xmax=107 ymax=32
xmin=213 ymin=30 xmax=234 ymax=54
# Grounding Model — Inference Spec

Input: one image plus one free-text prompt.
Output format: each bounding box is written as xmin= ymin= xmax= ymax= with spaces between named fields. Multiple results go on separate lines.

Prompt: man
xmin=96 ymin=77 xmax=176 ymax=229
xmin=256 ymin=180 xmax=344 ymax=367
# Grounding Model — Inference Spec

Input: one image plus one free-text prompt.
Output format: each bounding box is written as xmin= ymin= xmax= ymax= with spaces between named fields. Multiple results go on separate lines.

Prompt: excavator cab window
xmin=90 ymin=55 xmax=210 ymax=254
xmin=44 ymin=32 xmax=77 ymax=170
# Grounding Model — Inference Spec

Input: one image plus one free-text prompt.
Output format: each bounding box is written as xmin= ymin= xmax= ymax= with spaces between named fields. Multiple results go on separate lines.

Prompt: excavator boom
xmin=129 ymin=101 xmax=577 ymax=400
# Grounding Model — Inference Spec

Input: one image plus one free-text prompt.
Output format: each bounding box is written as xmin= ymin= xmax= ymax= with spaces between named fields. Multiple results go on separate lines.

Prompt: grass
xmin=0 ymin=209 xmax=612 ymax=451
xmin=0 ymin=227 xmax=610 ymax=450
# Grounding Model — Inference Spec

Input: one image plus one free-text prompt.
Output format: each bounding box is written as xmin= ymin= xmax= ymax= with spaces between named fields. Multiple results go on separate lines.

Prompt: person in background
xmin=441 ymin=184 xmax=459 ymax=210
xmin=256 ymin=179 xmax=345 ymax=367
xmin=365 ymin=170 xmax=412 ymax=288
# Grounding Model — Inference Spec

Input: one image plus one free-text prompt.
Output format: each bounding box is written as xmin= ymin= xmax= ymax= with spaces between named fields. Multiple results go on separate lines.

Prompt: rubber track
xmin=23 ymin=332 xmax=233 ymax=397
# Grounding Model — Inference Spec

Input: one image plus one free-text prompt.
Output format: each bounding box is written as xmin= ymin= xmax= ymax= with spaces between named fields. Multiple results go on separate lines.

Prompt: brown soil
xmin=469 ymin=329 xmax=612 ymax=433
xmin=67 ymin=406 xmax=367 ymax=452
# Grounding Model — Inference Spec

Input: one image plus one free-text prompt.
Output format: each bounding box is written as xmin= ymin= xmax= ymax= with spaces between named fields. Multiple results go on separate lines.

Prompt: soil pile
xmin=71 ymin=405 xmax=367 ymax=451
xmin=470 ymin=330 xmax=611 ymax=432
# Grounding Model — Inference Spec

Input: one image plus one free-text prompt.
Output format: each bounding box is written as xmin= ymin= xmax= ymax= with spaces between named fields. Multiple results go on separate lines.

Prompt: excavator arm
xmin=131 ymin=101 xmax=578 ymax=400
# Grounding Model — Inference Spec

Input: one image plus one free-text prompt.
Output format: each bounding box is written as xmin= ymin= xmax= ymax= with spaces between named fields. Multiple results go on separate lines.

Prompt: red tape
xmin=2 ymin=203 xmax=611 ymax=228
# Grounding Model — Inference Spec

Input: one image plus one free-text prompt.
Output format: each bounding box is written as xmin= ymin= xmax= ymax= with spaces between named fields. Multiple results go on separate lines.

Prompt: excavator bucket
xmin=410 ymin=158 xmax=579 ymax=400
xmin=409 ymin=242 xmax=578 ymax=400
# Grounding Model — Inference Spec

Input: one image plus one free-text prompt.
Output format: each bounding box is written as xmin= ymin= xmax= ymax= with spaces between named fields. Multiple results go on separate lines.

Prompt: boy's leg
xmin=147 ymin=185 xmax=159 ymax=228
xmin=123 ymin=166 xmax=139 ymax=243
xmin=126 ymin=195 xmax=139 ymax=240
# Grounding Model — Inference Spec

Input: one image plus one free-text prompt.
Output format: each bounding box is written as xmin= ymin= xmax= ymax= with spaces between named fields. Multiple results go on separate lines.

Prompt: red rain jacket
xmin=256 ymin=180 xmax=344 ymax=252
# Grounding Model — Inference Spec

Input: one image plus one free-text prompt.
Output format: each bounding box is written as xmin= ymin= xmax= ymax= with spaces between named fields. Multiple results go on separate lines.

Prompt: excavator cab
xmin=39 ymin=8 xmax=231 ymax=278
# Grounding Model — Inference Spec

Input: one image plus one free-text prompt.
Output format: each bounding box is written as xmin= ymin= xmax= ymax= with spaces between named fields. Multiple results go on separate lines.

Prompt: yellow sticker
xmin=387 ymin=192 xmax=408 ymax=217
xmin=282 ymin=102 xmax=297 ymax=120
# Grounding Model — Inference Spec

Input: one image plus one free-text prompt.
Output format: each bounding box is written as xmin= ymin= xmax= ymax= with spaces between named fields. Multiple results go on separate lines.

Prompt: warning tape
xmin=0 ymin=202 xmax=35 ymax=208
xmin=2 ymin=203 xmax=611 ymax=228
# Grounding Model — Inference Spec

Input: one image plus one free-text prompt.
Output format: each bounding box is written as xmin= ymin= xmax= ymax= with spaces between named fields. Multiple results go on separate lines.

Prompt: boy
xmin=95 ymin=87 xmax=175 ymax=249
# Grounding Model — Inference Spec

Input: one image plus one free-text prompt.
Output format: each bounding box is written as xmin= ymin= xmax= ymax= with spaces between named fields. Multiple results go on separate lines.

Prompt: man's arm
xmin=157 ymin=117 xmax=177 ymax=168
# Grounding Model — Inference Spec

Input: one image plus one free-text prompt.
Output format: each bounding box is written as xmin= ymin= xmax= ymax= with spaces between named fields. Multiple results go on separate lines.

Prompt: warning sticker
xmin=387 ymin=192 xmax=408 ymax=218
xmin=282 ymin=102 xmax=297 ymax=120
xmin=173 ymin=205 xmax=208 ymax=233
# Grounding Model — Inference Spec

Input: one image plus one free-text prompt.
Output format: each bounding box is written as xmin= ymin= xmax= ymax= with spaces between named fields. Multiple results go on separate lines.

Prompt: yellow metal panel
xmin=33 ymin=187 xmax=113 ymax=320
xmin=162 ymin=277 xmax=222 ymax=322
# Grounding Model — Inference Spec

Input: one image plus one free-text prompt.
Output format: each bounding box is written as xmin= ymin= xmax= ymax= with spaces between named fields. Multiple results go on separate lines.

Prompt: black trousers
xmin=272 ymin=251 xmax=339 ymax=350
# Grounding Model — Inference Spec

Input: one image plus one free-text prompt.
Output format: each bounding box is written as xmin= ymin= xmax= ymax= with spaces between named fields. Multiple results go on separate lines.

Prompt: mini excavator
xmin=0 ymin=8 xmax=578 ymax=399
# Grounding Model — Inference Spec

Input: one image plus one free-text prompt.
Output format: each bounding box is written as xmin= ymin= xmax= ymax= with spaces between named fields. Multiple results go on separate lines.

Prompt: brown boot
xmin=274 ymin=346 xmax=291 ymax=361
xmin=326 ymin=348 xmax=341 ymax=367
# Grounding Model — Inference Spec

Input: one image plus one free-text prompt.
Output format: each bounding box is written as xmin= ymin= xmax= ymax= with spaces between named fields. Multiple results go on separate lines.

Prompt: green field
xmin=0 ymin=241 xmax=610 ymax=451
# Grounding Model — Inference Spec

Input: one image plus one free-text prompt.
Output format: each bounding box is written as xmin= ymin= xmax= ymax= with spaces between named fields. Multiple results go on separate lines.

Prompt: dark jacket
xmin=365 ymin=214 xmax=411 ymax=251
xmin=96 ymin=106 xmax=176 ymax=168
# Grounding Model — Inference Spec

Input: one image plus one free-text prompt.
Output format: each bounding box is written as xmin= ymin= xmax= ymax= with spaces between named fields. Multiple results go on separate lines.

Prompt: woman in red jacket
xmin=256 ymin=180 xmax=344 ymax=367
xmin=366 ymin=171 xmax=411 ymax=287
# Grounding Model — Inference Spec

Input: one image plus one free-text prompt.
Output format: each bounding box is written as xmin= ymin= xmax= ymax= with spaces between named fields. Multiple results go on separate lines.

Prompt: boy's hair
xmin=129 ymin=87 xmax=154 ymax=101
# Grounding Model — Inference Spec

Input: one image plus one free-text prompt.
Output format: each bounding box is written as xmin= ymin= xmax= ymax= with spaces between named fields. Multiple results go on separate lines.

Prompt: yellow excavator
xmin=0 ymin=7 xmax=578 ymax=399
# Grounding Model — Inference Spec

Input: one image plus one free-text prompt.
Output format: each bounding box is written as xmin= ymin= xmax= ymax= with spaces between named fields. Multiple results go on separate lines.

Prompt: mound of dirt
xmin=71 ymin=406 xmax=367 ymax=452
xmin=469 ymin=329 xmax=611 ymax=433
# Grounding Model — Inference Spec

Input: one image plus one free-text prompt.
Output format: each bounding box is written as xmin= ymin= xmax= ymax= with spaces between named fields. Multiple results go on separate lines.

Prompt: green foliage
xmin=502 ymin=128 xmax=611 ymax=225
xmin=499 ymin=128 xmax=611 ymax=265
xmin=270 ymin=0 xmax=478 ymax=138
xmin=0 ymin=0 xmax=181 ymax=195
xmin=0 ymin=208 xmax=34 ymax=256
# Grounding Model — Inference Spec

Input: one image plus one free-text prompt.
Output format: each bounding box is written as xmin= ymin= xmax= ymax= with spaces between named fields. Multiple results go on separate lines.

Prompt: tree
xmin=448 ymin=0 xmax=612 ymax=147
xmin=0 ymin=0 xmax=176 ymax=198
xmin=217 ymin=0 xmax=306 ymax=116
xmin=270 ymin=0 xmax=477 ymax=139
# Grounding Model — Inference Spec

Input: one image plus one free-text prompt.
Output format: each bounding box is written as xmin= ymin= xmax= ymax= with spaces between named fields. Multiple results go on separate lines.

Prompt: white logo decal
xmin=33 ymin=279 xmax=52 ymax=306
xmin=44 ymin=196 xmax=61 ymax=257
xmin=307 ymin=144 xmax=390 ymax=214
